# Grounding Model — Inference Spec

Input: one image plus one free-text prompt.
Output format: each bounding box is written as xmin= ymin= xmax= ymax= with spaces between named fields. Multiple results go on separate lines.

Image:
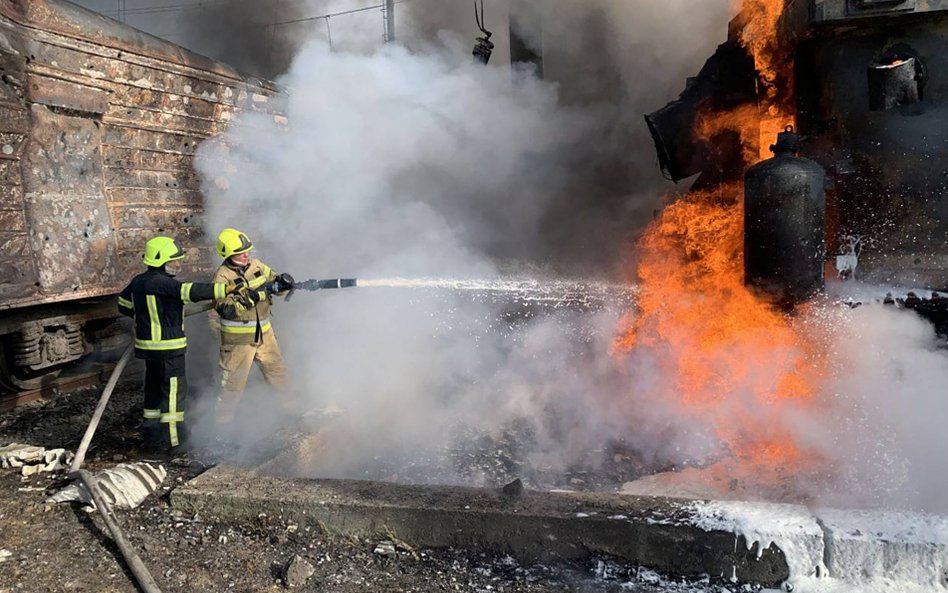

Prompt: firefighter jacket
xmin=118 ymin=268 xmax=227 ymax=360
xmin=212 ymin=258 xmax=278 ymax=345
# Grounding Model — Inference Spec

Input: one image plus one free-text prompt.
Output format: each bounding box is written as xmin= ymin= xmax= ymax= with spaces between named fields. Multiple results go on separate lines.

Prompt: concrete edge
xmin=171 ymin=464 xmax=790 ymax=586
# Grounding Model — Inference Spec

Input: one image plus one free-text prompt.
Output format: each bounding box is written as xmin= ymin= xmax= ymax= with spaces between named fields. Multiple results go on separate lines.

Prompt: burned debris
xmin=647 ymin=0 xmax=948 ymax=296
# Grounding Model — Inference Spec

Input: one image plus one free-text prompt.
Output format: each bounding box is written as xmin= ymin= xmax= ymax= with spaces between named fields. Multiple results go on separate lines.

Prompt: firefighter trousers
xmin=143 ymin=356 xmax=187 ymax=449
xmin=216 ymin=329 xmax=291 ymax=423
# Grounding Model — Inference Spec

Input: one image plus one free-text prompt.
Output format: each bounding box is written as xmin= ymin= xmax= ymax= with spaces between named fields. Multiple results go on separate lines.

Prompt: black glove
xmin=267 ymin=272 xmax=296 ymax=294
xmin=277 ymin=272 xmax=295 ymax=292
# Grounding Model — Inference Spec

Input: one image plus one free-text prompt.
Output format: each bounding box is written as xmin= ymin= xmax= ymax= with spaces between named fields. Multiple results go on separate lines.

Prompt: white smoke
xmin=800 ymin=302 xmax=948 ymax=512
xmin=190 ymin=0 xmax=948 ymax=514
xmin=190 ymin=0 xmax=733 ymax=483
xmin=193 ymin=35 xmax=636 ymax=481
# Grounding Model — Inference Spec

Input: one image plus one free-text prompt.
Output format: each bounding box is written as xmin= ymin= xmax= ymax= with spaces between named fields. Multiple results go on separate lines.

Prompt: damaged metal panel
xmin=0 ymin=68 xmax=37 ymax=302
xmin=25 ymin=75 xmax=109 ymax=115
xmin=0 ymin=0 xmax=284 ymax=315
xmin=812 ymin=0 xmax=948 ymax=22
xmin=796 ymin=14 xmax=948 ymax=286
xmin=21 ymin=103 xmax=116 ymax=294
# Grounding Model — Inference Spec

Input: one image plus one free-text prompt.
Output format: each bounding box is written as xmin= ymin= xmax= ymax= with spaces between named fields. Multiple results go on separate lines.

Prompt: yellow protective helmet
xmin=216 ymin=228 xmax=254 ymax=259
xmin=143 ymin=236 xmax=185 ymax=267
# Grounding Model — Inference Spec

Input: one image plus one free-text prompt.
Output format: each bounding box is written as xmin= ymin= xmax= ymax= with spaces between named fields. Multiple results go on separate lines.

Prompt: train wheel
xmin=0 ymin=340 xmax=62 ymax=393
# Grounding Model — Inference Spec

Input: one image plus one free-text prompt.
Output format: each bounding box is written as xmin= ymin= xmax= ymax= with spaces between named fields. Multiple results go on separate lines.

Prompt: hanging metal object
xmin=472 ymin=0 xmax=494 ymax=64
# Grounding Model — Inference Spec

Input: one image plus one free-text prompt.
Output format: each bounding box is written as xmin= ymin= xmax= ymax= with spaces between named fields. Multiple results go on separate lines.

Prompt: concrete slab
xmin=172 ymin=464 xmax=792 ymax=586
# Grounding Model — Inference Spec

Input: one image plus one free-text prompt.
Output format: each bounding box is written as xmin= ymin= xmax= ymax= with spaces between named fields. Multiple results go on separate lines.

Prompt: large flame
xmin=617 ymin=0 xmax=822 ymax=483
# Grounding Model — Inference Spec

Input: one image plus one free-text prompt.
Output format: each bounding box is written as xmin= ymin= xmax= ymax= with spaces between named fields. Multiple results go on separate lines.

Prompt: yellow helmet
xmin=216 ymin=228 xmax=254 ymax=259
xmin=143 ymin=236 xmax=185 ymax=267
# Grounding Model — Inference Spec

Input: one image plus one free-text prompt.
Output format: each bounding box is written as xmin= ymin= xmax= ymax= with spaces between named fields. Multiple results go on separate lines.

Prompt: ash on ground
xmin=0 ymin=383 xmax=759 ymax=593
xmin=334 ymin=419 xmax=673 ymax=492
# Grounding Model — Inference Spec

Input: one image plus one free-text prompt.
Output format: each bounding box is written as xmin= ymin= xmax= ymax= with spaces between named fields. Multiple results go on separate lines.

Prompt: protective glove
xmin=266 ymin=273 xmax=296 ymax=294
xmin=226 ymin=277 xmax=248 ymax=294
xmin=276 ymin=272 xmax=295 ymax=292
xmin=234 ymin=285 xmax=264 ymax=308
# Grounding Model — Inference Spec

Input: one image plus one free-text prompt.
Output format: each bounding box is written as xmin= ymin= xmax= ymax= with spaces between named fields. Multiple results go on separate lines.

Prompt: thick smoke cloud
xmin=188 ymin=0 xmax=948 ymax=513
xmin=400 ymin=0 xmax=734 ymax=267
xmin=191 ymin=3 xmax=734 ymax=486
xmin=193 ymin=39 xmax=630 ymax=478
xmin=801 ymin=302 xmax=948 ymax=512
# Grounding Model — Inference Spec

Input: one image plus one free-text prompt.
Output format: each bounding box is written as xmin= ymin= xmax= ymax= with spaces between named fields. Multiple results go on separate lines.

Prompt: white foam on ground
xmin=686 ymin=499 xmax=948 ymax=592
xmin=688 ymin=499 xmax=826 ymax=581
xmin=817 ymin=508 xmax=948 ymax=589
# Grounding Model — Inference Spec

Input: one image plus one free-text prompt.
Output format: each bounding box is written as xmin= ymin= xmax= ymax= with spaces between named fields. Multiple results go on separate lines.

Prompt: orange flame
xmin=617 ymin=0 xmax=822 ymax=479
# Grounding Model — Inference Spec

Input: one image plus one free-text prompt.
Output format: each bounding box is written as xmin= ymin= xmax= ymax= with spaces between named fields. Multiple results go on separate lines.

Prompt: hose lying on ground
xmin=70 ymin=302 xmax=214 ymax=473
xmin=67 ymin=302 xmax=213 ymax=593
xmin=73 ymin=469 xmax=163 ymax=593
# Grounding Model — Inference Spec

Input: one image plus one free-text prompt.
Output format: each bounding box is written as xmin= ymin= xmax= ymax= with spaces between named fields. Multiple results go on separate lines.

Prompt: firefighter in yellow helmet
xmin=118 ymin=236 xmax=233 ymax=452
xmin=211 ymin=228 xmax=296 ymax=426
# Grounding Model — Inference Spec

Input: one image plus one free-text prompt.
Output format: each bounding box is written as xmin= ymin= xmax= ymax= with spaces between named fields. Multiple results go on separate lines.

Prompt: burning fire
xmin=617 ymin=0 xmax=824 ymax=482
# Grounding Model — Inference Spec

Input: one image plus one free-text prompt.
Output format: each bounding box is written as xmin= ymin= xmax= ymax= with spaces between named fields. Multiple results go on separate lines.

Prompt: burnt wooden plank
xmin=0 ymin=133 xmax=27 ymax=158
xmin=0 ymin=208 xmax=26 ymax=231
xmin=109 ymin=204 xmax=204 ymax=230
xmin=0 ymin=233 xmax=31 ymax=258
xmin=103 ymin=105 xmax=220 ymax=137
xmin=0 ymin=183 xmax=23 ymax=209
xmin=103 ymin=168 xmax=201 ymax=190
xmin=25 ymin=40 xmax=247 ymax=106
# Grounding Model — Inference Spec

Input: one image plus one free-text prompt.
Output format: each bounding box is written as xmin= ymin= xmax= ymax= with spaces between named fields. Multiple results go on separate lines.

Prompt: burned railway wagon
xmin=0 ymin=0 xmax=283 ymax=395
xmin=648 ymin=0 xmax=948 ymax=293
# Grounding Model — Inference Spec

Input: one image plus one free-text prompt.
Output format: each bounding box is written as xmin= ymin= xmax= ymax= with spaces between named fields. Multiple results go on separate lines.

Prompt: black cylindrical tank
xmin=744 ymin=126 xmax=826 ymax=304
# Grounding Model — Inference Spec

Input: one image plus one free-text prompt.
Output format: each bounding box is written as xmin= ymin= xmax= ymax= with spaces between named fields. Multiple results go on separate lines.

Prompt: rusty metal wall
xmin=0 ymin=0 xmax=283 ymax=312
xmin=797 ymin=15 xmax=948 ymax=288
xmin=811 ymin=0 xmax=948 ymax=23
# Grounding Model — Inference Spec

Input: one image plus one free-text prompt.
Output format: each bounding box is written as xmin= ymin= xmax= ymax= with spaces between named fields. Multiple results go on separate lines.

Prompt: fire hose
xmin=68 ymin=302 xmax=214 ymax=593
xmin=66 ymin=279 xmax=358 ymax=593
xmin=70 ymin=302 xmax=215 ymax=472
xmin=72 ymin=469 xmax=164 ymax=593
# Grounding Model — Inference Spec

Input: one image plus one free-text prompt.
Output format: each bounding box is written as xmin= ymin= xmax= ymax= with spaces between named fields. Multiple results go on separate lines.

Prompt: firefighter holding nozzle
xmin=211 ymin=228 xmax=297 ymax=429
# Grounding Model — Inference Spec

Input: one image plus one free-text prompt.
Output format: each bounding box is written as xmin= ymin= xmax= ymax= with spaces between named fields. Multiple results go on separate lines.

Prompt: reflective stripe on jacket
xmin=118 ymin=268 xmax=226 ymax=360
xmin=212 ymin=258 xmax=277 ymax=345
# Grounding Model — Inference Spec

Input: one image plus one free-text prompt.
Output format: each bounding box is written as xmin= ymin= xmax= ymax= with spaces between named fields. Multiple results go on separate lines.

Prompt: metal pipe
xmin=384 ymin=0 xmax=395 ymax=42
xmin=316 ymin=278 xmax=357 ymax=289
xmin=69 ymin=345 xmax=133 ymax=473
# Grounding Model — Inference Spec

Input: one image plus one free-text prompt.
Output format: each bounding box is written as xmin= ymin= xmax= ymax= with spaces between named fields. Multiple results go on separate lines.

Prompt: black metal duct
xmin=868 ymin=47 xmax=925 ymax=111
xmin=644 ymin=40 xmax=757 ymax=182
